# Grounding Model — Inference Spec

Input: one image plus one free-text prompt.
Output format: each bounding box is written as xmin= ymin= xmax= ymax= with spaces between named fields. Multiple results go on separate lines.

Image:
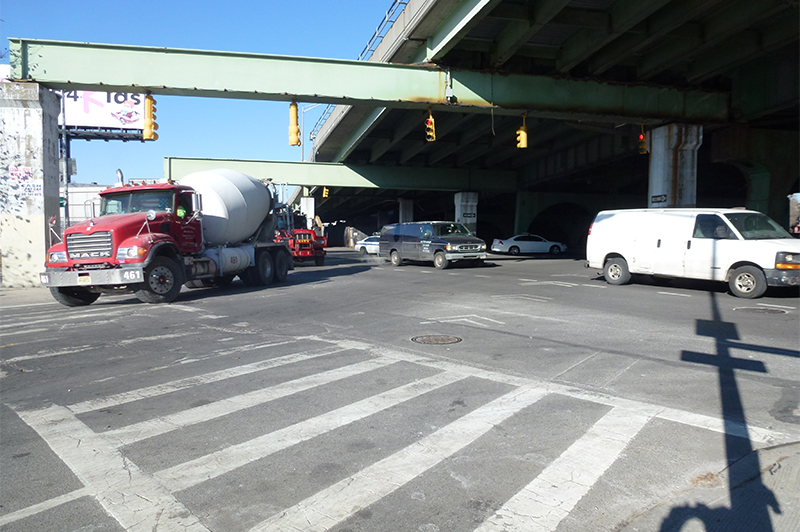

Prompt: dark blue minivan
xmin=378 ymin=221 xmax=487 ymax=269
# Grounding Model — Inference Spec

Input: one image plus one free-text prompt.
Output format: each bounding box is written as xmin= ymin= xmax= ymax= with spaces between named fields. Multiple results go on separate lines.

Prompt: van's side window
xmin=693 ymin=215 xmax=735 ymax=239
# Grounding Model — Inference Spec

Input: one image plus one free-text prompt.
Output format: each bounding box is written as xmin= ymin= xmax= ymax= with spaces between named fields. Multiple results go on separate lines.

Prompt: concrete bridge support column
xmin=455 ymin=192 xmax=478 ymax=234
xmin=648 ymin=123 xmax=703 ymax=208
xmin=398 ymin=198 xmax=413 ymax=223
xmin=0 ymin=82 xmax=61 ymax=287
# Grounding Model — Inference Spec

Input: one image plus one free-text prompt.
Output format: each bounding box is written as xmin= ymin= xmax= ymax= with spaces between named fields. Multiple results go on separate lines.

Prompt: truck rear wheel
xmin=729 ymin=266 xmax=767 ymax=298
xmin=135 ymin=257 xmax=184 ymax=303
xmin=604 ymin=257 xmax=631 ymax=285
xmin=274 ymin=251 xmax=290 ymax=282
xmin=256 ymin=251 xmax=275 ymax=285
xmin=50 ymin=287 xmax=100 ymax=307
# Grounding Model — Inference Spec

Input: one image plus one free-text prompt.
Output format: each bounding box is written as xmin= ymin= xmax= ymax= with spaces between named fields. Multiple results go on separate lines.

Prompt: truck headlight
xmin=446 ymin=244 xmax=452 ymax=251
xmin=776 ymin=252 xmax=800 ymax=269
xmin=48 ymin=251 xmax=68 ymax=263
xmin=480 ymin=243 xmax=486 ymax=250
xmin=116 ymin=246 xmax=147 ymax=260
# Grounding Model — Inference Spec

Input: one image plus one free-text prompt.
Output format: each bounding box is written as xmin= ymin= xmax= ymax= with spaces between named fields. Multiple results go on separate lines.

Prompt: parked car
xmin=379 ymin=221 xmax=486 ymax=269
xmin=585 ymin=208 xmax=800 ymax=298
xmin=355 ymin=235 xmax=380 ymax=255
xmin=491 ymin=234 xmax=567 ymax=255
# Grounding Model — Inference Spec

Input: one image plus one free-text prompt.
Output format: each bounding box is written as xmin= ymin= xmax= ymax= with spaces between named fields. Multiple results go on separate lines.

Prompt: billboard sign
xmin=56 ymin=90 xmax=146 ymax=130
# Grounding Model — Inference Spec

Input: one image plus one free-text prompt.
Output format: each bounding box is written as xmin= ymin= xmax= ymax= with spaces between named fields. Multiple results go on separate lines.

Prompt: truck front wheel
xmin=314 ymin=254 xmax=325 ymax=266
xmin=135 ymin=257 xmax=185 ymax=303
xmin=50 ymin=287 xmax=100 ymax=307
xmin=728 ymin=266 xmax=767 ymax=298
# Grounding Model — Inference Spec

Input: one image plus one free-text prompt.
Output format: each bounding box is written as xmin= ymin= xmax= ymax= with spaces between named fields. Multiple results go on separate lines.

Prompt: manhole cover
xmin=412 ymin=335 xmax=462 ymax=345
xmin=733 ymin=307 xmax=788 ymax=315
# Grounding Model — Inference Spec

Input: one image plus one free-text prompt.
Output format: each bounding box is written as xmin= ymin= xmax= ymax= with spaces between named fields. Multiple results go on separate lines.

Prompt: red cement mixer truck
xmin=39 ymin=169 xmax=294 ymax=306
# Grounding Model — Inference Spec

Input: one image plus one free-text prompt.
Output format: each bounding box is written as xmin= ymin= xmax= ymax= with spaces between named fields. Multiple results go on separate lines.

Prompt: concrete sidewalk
xmin=619 ymin=442 xmax=800 ymax=531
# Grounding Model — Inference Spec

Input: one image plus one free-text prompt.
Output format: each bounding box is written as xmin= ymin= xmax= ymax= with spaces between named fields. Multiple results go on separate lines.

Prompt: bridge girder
xmin=9 ymin=38 xmax=728 ymax=123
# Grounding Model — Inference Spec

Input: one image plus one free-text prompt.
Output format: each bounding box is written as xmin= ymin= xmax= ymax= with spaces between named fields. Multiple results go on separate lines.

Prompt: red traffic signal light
xmin=638 ymin=132 xmax=648 ymax=154
xmin=425 ymin=111 xmax=436 ymax=142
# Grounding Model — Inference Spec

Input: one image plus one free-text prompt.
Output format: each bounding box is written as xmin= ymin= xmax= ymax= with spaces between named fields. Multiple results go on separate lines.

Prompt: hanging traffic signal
xmin=289 ymin=101 xmax=301 ymax=146
xmin=143 ymin=94 xmax=158 ymax=140
xmin=638 ymin=126 xmax=648 ymax=154
xmin=516 ymin=115 xmax=528 ymax=148
xmin=425 ymin=110 xmax=436 ymax=142
xmin=516 ymin=126 xmax=528 ymax=148
xmin=322 ymin=187 xmax=329 ymax=198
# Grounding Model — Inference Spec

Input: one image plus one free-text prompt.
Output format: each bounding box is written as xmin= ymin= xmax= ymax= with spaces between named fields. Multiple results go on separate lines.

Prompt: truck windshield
xmin=100 ymin=191 xmax=175 ymax=216
xmin=433 ymin=223 xmax=472 ymax=237
xmin=724 ymin=212 xmax=793 ymax=240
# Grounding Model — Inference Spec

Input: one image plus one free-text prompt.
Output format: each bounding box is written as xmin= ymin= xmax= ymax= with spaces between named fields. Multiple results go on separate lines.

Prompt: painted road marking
xmin=7 ymin=336 xmax=798 ymax=530
xmin=0 ymin=307 xmax=134 ymax=330
xmin=155 ymin=370 xmax=466 ymax=492
xmin=14 ymin=405 xmax=211 ymax=532
xmin=106 ymin=357 xmax=397 ymax=446
xmin=657 ymin=291 xmax=692 ymax=297
xmin=475 ymin=407 xmax=652 ymax=532
xmin=247 ymin=387 xmax=549 ymax=532
xmin=422 ymin=314 xmax=506 ymax=328
xmin=68 ymin=342 xmax=332 ymax=414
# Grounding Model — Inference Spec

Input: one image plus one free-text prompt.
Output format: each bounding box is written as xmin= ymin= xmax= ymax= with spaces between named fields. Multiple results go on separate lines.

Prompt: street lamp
xmin=301 ymin=103 xmax=323 ymax=162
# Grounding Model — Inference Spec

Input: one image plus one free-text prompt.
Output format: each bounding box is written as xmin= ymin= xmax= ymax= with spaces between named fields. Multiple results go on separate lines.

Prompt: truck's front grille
xmin=67 ymin=232 xmax=114 ymax=259
xmin=457 ymin=244 xmax=481 ymax=251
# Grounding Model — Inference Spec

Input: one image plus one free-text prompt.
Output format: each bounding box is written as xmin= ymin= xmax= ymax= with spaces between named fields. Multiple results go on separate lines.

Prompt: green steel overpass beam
xmin=164 ymin=157 xmax=518 ymax=192
xmin=9 ymin=38 xmax=729 ymax=122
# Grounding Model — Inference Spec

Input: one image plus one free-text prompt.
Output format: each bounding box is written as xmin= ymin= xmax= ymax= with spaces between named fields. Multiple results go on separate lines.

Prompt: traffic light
xmin=289 ymin=101 xmax=301 ymax=146
xmin=143 ymin=94 xmax=158 ymax=140
xmin=516 ymin=115 xmax=527 ymax=148
xmin=638 ymin=126 xmax=648 ymax=154
xmin=425 ymin=110 xmax=436 ymax=142
xmin=322 ymin=187 xmax=329 ymax=198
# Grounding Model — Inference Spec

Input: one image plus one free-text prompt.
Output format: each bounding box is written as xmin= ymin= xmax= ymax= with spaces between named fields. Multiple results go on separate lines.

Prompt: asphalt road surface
xmin=2 ymin=249 xmax=799 ymax=532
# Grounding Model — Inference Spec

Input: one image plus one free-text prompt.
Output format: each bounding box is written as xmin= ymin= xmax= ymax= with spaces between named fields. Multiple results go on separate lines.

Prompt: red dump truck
xmin=40 ymin=169 xmax=293 ymax=306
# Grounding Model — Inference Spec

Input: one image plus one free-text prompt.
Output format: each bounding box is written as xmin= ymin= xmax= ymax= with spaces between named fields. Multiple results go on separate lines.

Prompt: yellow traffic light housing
xmin=516 ymin=115 xmax=527 ymax=148
xmin=425 ymin=109 xmax=436 ymax=142
xmin=289 ymin=101 xmax=301 ymax=146
xmin=322 ymin=187 xmax=329 ymax=198
xmin=143 ymin=94 xmax=158 ymax=140
xmin=638 ymin=125 xmax=648 ymax=154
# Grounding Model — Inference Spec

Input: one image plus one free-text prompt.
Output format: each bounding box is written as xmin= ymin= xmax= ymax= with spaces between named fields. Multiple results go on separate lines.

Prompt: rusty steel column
xmin=647 ymin=124 xmax=703 ymax=208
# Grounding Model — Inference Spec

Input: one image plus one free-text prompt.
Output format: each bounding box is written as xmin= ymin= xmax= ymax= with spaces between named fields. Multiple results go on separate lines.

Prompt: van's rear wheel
xmin=604 ymin=257 xmax=631 ymax=285
xmin=729 ymin=266 xmax=767 ymax=298
xmin=390 ymin=250 xmax=402 ymax=267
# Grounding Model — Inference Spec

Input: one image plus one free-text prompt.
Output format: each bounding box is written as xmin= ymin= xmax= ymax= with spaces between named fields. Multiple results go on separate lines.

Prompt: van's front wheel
xmin=604 ymin=257 xmax=631 ymax=285
xmin=729 ymin=266 xmax=767 ymax=298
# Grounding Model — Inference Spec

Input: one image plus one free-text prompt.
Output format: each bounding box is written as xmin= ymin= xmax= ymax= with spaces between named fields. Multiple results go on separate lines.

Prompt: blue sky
xmin=1 ymin=1 xmax=396 ymax=184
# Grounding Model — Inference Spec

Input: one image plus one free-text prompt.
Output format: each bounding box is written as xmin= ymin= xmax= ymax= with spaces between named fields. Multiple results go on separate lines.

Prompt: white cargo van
xmin=585 ymin=208 xmax=800 ymax=298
